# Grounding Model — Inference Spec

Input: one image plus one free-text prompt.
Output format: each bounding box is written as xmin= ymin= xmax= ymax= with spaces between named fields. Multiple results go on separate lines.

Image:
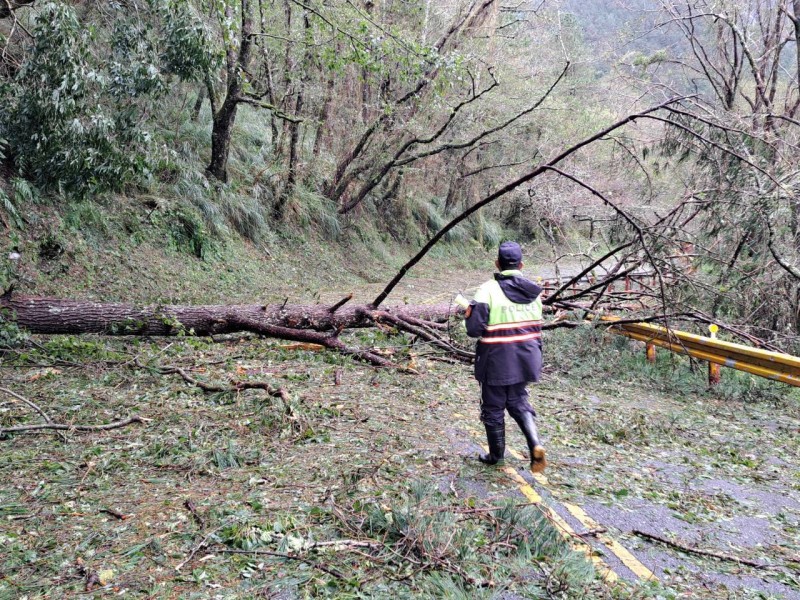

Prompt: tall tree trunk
xmin=422 ymin=0 xmax=431 ymax=40
xmin=276 ymin=11 xmax=312 ymax=219
xmin=793 ymin=1 xmax=800 ymax=113
xmin=206 ymin=0 xmax=253 ymax=183
xmin=207 ymin=96 xmax=240 ymax=183
xmin=791 ymin=3 xmax=800 ymax=243
xmin=191 ymin=87 xmax=205 ymax=121
xmin=275 ymin=0 xmax=295 ymax=159
xmin=312 ymin=72 xmax=335 ymax=159
xmin=276 ymin=90 xmax=304 ymax=218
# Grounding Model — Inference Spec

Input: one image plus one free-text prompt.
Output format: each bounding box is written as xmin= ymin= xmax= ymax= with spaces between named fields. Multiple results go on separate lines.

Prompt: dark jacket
xmin=465 ymin=271 xmax=543 ymax=385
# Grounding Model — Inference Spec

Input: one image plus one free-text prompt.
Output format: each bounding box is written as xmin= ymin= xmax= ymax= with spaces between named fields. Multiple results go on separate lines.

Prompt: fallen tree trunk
xmin=0 ymin=293 xmax=657 ymax=369
xmin=0 ymin=295 xmax=458 ymax=336
xmin=0 ymin=295 xmax=468 ymax=368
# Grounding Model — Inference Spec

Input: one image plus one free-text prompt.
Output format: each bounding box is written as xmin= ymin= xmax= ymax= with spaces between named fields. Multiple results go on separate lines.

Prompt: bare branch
xmin=370 ymin=95 xmax=691 ymax=308
xmin=238 ymin=96 xmax=304 ymax=123
xmin=545 ymin=242 xmax=635 ymax=305
xmin=0 ymin=386 xmax=52 ymax=423
xmin=1 ymin=416 xmax=146 ymax=436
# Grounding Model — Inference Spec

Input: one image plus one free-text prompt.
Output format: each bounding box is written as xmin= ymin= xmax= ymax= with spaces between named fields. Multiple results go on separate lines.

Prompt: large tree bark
xmin=0 ymin=295 xmax=466 ymax=369
xmin=206 ymin=0 xmax=253 ymax=182
xmin=0 ymin=296 xmax=456 ymax=337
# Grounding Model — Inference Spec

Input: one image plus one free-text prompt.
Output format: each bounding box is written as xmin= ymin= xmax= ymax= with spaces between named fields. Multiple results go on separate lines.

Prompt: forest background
xmin=2 ymin=1 xmax=800 ymax=599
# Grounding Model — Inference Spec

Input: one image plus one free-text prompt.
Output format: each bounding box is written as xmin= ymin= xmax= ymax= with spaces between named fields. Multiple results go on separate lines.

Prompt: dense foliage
xmin=0 ymin=1 xmax=216 ymax=196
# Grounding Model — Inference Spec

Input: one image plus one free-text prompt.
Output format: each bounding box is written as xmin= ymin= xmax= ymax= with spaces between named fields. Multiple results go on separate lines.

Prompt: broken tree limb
xmin=632 ymin=529 xmax=770 ymax=569
xmin=0 ymin=416 xmax=147 ymax=436
xmin=213 ymin=546 xmax=347 ymax=579
xmin=0 ymin=295 xmax=457 ymax=337
xmin=543 ymin=241 xmax=636 ymax=305
xmin=229 ymin=316 xmax=404 ymax=369
xmin=0 ymin=386 xmax=52 ymax=423
xmin=139 ymin=358 xmax=307 ymax=432
xmin=399 ymin=315 xmax=448 ymax=331
xmin=365 ymin=309 xmax=474 ymax=361
xmin=136 ymin=358 xmax=291 ymax=400
xmin=329 ymin=294 xmax=353 ymax=313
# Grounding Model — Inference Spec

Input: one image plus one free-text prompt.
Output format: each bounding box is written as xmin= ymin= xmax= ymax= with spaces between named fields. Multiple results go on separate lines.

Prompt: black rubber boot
xmin=512 ymin=411 xmax=547 ymax=474
xmin=478 ymin=423 xmax=506 ymax=465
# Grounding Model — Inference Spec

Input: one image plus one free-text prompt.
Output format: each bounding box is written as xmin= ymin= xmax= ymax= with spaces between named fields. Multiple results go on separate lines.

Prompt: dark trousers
xmin=479 ymin=382 xmax=536 ymax=427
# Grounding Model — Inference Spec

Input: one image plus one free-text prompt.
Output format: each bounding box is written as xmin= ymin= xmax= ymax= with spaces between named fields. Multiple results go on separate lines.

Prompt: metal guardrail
xmin=606 ymin=319 xmax=800 ymax=387
xmin=534 ymin=269 xmax=800 ymax=387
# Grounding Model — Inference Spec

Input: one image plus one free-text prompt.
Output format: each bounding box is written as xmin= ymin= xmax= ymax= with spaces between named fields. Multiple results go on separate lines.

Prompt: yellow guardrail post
xmin=603 ymin=316 xmax=800 ymax=387
xmin=708 ymin=324 xmax=721 ymax=385
xmin=646 ymin=341 xmax=656 ymax=363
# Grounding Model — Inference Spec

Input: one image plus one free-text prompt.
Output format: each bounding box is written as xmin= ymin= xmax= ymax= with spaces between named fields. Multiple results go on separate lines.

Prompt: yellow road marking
xmin=468 ymin=430 xmax=618 ymax=583
xmin=563 ymin=502 xmax=656 ymax=581
xmin=502 ymin=465 xmax=543 ymax=503
xmin=507 ymin=447 xmax=525 ymax=460
xmin=460 ymin=421 xmax=653 ymax=583
xmin=501 ymin=445 xmax=550 ymax=484
xmin=501 ymin=462 xmax=618 ymax=582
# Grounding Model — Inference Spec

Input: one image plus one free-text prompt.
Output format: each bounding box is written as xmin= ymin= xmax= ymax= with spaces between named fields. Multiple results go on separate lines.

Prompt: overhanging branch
xmin=370 ymin=95 xmax=692 ymax=308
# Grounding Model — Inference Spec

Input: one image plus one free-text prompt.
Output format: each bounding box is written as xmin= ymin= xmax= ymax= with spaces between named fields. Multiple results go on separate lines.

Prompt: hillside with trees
xmin=1 ymin=2 xmax=800 ymax=599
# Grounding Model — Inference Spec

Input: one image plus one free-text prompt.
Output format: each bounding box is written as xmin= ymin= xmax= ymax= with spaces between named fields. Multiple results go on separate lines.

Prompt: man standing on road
xmin=463 ymin=241 xmax=546 ymax=473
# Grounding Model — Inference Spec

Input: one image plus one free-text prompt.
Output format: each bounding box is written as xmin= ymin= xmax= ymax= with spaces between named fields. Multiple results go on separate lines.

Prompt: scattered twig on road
xmin=99 ymin=507 xmax=129 ymax=520
xmin=135 ymin=357 xmax=291 ymax=401
xmin=184 ymin=500 xmax=204 ymax=527
xmin=576 ymin=528 xmax=607 ymax=538
xmin=633 ymin=529 xmax=771 ymax=569
xmin=0 ymin=386 xmax=52 ymax=423
xmin=174 ymin=529 xmax=221 ymax=572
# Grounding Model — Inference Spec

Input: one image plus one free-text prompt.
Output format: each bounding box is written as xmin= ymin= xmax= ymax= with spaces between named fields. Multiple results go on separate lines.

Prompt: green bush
xmin=0 ymin=1 xmax=218 ymax=200
xmin=0 ymin=309 xmax=28 ymax=348
xmin=1 ymin=3 xmax=154 ymax=196
xmin=0 ymin=188 xmax=23 ymax=230
xmin=159 ymin=0 xmax=221 ymax=81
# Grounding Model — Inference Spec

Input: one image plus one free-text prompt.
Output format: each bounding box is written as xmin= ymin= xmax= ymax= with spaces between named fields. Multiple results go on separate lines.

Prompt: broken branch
xmin=633 ymin=529 xmax=770 ymax=569
xmin=0 ymin=386 xmax=52 ymax=423
xmin=1 ymin=416 xmax=147 ymax=436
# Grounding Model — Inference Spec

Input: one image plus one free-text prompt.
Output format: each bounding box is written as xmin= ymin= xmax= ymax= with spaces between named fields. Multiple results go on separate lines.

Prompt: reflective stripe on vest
xmin=474 ymin=276 xmax=543 ymax=344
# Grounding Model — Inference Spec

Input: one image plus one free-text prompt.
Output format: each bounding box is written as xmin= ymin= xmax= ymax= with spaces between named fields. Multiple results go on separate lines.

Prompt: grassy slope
xmin=2 ymin=194 xmax=496 ymax=306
